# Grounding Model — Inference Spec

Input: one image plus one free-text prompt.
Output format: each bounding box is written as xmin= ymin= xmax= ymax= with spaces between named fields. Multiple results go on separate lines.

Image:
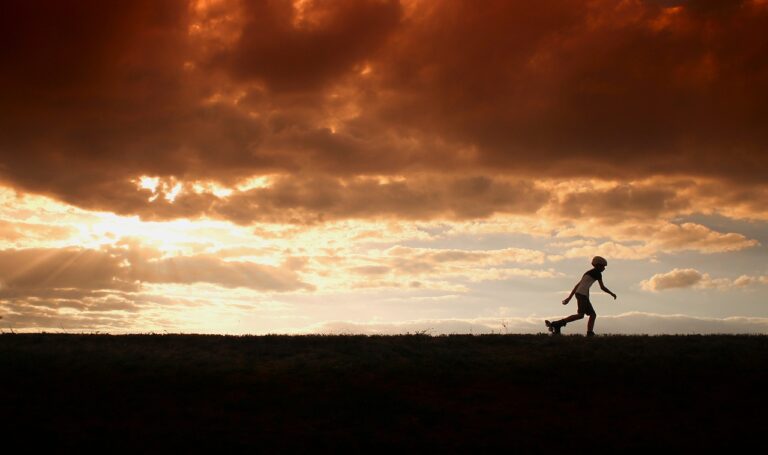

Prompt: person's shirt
xmin=575 ymin=268 xmax=602 ymax=296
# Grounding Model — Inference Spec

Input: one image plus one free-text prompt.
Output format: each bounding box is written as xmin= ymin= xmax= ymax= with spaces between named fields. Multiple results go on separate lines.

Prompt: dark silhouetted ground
xmin=2 ymin=333 xmax=765 ymax=451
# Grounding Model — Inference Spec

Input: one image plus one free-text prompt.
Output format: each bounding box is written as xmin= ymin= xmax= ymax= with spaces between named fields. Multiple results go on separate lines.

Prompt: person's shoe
xmin=545 ymin=320 xmax=562 ymax=335
xmin=586 ymin=331 xmax=595 ymax=337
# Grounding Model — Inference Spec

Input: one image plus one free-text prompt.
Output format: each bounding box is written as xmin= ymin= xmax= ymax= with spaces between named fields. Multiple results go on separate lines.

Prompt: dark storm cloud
xmin=1 ymin=0 xmax=767 ymax=220
xmin=211 ymin=175 xmax=550 ymax=224
xmin=130 ymin=175 xmax=768 ymax=225
xmin=229 ymin=0 xmax=401 ymax=91
xmin=554 ymin=184 xmax=691 ymax=219
xmin=106 ymin=174 xmax=550 ymax=224
xmin=371 ymin=0 xmax=768 ymax=181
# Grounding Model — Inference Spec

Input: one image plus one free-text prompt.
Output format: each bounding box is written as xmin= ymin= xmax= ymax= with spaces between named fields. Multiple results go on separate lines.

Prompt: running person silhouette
xmin=546 ymin=256 xmax=616 ymax=336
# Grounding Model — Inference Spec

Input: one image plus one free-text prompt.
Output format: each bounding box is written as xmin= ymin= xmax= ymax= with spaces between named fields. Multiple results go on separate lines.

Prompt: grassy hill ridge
xmin=2 ymin=334 xmax=765 ymax=451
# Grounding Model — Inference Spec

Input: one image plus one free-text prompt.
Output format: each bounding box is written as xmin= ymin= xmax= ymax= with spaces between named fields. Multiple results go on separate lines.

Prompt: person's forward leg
xmin=587 ymin=314 xmax=596 ymax=336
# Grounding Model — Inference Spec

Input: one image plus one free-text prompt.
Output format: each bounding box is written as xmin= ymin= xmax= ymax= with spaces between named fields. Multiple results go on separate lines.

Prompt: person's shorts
xmin=575 ymin=293 xmax=596 ymax=316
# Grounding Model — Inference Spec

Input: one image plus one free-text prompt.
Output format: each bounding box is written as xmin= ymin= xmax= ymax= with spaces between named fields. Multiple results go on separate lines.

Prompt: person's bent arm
xmin=598 ymin=278 xmax=617 ymax=299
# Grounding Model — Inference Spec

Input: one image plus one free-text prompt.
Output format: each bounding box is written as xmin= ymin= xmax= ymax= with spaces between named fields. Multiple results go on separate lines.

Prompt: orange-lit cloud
xmin=641 ymin=268 xmax=768 ymax=291
xmin=0 ymin=243 xmax=311 ymax=298
xmin=1 ymin=0 xmax=767 ymax=222
xmin=640 ymin=268 xmax=707 ymax=291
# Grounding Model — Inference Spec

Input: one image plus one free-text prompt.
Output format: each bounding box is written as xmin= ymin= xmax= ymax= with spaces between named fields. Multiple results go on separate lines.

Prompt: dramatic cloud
xmin=373 ymin=0 xmax=768 ymax=181
xmin=228 ymin=0 xmax=402 ymax=90
xmin=1 ymin=0 xmax=767 ymax=221
xmin=210 ymin=175 xmax=550 ymax=224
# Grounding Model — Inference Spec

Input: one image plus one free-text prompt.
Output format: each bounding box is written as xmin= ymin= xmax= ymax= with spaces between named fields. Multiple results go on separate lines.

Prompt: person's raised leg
xmin=546 ymin=313 xmax=584 ymax=334
xmin=560 ymin=313 xmax=584 ymax=325
xmin=552 ymin=313 xmax=583 ymax=332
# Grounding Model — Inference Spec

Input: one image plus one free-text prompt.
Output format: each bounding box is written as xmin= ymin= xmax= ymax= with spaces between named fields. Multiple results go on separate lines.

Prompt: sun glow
xmin=165 ymin=183 xmax=183 ymax=203
xmin=236 ymin=176 xmax=273 ymax=191
xmin=81 ymin=215 xmax=193 ymax=251
xmin=138 ymin=176 xmax=160 ymax=193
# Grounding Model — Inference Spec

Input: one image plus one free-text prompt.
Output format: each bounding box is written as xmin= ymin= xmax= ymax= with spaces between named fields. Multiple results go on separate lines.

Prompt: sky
xmin=1 ymin=0 xmax=768 ymax=335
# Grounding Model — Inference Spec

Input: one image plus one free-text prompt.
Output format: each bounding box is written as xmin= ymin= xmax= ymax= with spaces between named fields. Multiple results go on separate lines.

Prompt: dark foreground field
xmin=2 ymin=334 xmax=766 ymax=452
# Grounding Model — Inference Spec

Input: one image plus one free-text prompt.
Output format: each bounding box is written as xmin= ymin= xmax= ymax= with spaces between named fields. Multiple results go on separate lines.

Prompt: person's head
xmin=591 ymin=256 xmax=607 ymax=271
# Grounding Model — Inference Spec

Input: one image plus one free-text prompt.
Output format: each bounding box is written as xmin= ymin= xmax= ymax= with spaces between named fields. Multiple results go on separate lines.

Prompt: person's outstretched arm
xmin=562 ymin=283 xmax=579 ymax=305
xmin=598 ymin=278 xmax=617 ymax=299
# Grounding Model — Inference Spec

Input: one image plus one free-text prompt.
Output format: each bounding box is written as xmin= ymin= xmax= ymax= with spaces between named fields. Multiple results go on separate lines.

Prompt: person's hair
xmin=591 ymin=256 xmax=607 ymax=267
